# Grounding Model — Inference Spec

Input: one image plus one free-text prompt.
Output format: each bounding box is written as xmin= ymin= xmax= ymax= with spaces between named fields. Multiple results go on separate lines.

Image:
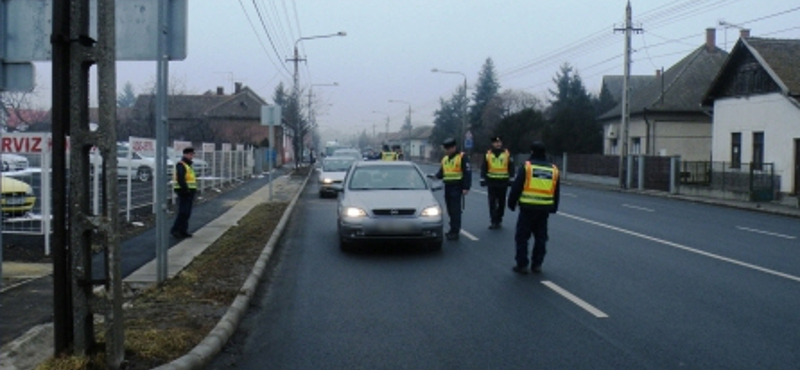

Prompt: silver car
xmin=335 ymin=161 xmax=443 ymax=251
xmin=318 ymin=156 xmax=355 ymax=198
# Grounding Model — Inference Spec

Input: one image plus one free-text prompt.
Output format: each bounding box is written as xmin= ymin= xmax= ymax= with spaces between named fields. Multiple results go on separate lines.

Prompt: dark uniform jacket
xmin=481 ymin=148 xmax=515 ymax=186
xmin=507 ymin=155 xmax=560 ymax=213
xmin=175 ymin=157 xmax=196 ymax=194
xmin=435 ymin=152 xmax=472 ymax=190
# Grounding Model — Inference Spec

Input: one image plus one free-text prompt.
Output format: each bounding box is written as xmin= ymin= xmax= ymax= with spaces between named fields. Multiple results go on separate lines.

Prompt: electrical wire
xmin=237 ymin=0 xmax=292 ymax=79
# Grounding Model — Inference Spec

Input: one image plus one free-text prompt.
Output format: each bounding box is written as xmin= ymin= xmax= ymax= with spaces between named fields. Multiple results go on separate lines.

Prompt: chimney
xmin=705 ymin=28 xmax=716 ymax=52
xmin=216 ymin=86 xmax=224 ymax=95
xmin=740 ymin=29 xmax=750 ymax=39
xmin=656 ymin=69 xmax=662 ymax=77
xmin=235 ymin=82 xmax=242 ymax=94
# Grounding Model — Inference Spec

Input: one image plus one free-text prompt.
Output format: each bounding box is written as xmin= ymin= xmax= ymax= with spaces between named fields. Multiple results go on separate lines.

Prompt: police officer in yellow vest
xmin=381 ymin=144 xmax=398 ymax=161
xmin=171 ymin=147 xmax=198 ymax=239
xmin=508 ymin=141 xmax=560 ymax=274
xmin=480 ymin=136 xmax=514 ymax=229
xmin=435 ymin=137 xmax=471 ymax=241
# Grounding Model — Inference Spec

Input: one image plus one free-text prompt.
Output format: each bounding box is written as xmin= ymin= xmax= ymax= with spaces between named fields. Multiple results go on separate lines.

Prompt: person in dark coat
xmin=435 ymin=138 xmax=471 ymax=241
xmin=480 ymin=136 xmax=514 ymax=229
xmin=507 ymin=141 xmax=560 ymax=274
xmin=171 ymin=147 xmax=198 ymax=239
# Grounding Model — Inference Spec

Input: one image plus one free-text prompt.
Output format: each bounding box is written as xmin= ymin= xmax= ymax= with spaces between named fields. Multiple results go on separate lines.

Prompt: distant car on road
xmin=318 ymin=156 xmax=355 ymax=198
xmin=335 ymin=161 xmax=443 ymax=251
xmin=1 ymin=176 xmax=36 ymax=216
xmin=331 ymin=148 xmax=362 ymax=162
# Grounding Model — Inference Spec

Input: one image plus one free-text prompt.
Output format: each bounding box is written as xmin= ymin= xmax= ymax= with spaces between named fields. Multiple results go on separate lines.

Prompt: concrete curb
xmin=150 ymin=170 xmax=311 ymax=370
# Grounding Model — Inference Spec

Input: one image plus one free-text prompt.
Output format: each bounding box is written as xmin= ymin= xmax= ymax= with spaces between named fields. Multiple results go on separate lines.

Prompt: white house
xmin=385 ymin=126 xmax=434 ymax=160
xmin=703 ymin=37 xmax=800 ymax=195
xmin=599 ymin=29 xmax=729 ymax=161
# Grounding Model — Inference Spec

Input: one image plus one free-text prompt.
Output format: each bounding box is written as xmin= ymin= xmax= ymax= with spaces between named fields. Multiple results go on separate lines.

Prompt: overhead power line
xmin=237 ymin=0 xmax=292 ymax=79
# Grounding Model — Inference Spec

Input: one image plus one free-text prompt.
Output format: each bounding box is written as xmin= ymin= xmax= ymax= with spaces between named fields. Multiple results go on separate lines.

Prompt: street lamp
xmin=431 ymin=68 xmax=468 ymax=151
xmin=388 ymin=99 xmax=412 ymax=158
xmin=288 ymin=31 xmax=346 ymax=166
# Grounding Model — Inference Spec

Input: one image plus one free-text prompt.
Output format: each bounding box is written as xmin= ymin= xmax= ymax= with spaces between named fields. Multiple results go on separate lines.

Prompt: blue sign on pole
xmin=464 ymin=130 xmax=473 ymax=149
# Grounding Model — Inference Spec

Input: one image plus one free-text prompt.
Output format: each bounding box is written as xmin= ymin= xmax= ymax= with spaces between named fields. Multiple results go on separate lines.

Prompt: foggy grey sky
xmin=31 ymin=0 xmax=800 ymax=142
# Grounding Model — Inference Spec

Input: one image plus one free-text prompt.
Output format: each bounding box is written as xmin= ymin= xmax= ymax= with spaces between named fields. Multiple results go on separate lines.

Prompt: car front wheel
xmin=137 ymin=166 xmax=153 ymax=182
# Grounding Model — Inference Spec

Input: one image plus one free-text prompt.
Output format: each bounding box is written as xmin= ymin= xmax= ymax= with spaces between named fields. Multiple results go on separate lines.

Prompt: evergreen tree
xmin=543 ymin=63 xmax=602 ymax=155
xmin=117 ymin=82 xmax=136 ymax=108
xmin=431 ymin=84 xmax=469 ymax=155
xmin=469 ymin=58 xmax=500 ymax=144
xmin=493 ymin=108 xmax=546 ymax=156
xmin=593 ymin=83 xmax=617 ymax=118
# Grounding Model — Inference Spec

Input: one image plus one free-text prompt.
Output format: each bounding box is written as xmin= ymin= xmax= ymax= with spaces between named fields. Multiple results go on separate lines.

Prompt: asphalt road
xmin=208 ymin=163 xmax=800 ymax=370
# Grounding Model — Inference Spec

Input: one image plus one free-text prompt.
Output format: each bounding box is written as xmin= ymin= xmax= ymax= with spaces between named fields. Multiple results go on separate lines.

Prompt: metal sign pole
xmin=154 ymin=0 xmax=169 ymax=283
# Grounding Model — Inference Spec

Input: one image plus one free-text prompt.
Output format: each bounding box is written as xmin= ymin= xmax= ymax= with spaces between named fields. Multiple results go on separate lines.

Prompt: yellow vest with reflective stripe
xmin=441 ymin=153 xmax=464 ymax=182
xmin=520 ymin=162 xmax=558 ymax=206
xmin=381 ymin=151 xmax=398 ymax=161
xmin=486 ymin=149 xmax=510 ymax=180
xmin=173 ymin=161 xmax=197 ymax=189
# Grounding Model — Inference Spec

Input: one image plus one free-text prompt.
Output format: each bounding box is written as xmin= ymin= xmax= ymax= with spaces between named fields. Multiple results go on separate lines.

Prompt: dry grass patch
xmin=37 ymin=201 xmax=289 ymax=370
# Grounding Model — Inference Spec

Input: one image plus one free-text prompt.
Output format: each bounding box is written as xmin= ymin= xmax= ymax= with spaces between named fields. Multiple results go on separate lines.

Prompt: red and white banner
xmin=1 ymin=133 xmax=51 ymax=153
xmin=129 ymin=136 xmax=156 ymax=154
xmin=173 ymin=140 xmax=192 ymax=153
xmin=202 ymin=143 xmax=215 ymax=153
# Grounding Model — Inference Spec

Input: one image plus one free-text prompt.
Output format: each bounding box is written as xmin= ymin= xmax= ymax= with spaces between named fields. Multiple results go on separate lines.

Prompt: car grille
xmin=372 ymin=208 xmax=416 ymax=216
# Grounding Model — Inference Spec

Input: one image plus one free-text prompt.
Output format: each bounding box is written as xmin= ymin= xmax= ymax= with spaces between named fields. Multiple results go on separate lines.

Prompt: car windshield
xmin=348 ymin=166 xmax=427 ymax=190
xmin=322 ymin=159 xmax=354 ymax=172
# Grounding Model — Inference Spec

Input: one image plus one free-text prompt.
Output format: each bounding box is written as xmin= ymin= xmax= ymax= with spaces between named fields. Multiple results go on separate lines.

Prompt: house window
xmin=752 ymin=132 xmax=764 ymax=171
xmin=631 ymin=138 xmax=641 ymax=155
xmin=731 ymin=132 xmax=741 ymax=169
xmin=610 ymin=139 xmax=618 ymax=155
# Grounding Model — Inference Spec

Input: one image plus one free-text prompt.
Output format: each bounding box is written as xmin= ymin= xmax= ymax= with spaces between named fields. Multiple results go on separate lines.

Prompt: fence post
xmin=626 ymin=155 xmax=633 ymax=189
xmin=670 ymin=156 xmax=679 ymax=194
xmin=638 ymin=155 xmax=645 ymax=190
xmin=562 ymin=153 xmax=568 ymax=181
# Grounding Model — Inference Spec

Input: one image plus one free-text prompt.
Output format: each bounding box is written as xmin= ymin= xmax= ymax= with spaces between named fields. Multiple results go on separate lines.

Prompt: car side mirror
xmin=426 ymin=173 xmax=436 ymax=179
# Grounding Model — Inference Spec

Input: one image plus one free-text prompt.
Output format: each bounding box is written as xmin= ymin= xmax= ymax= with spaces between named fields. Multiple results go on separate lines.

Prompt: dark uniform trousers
xmin=444 ymin=183 xmax=463 ymax=233
xmin=514 ymin=209 xmax=549 ymax=268
xmin=172 ymin=191 xmax=195 ymax=235
xmin=487 ymin=184 xmax=507 ymax=224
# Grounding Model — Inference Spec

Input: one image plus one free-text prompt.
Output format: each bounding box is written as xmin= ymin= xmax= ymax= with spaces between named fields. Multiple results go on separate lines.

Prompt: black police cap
xmin=442 ymin=138 xmax=457 ymax=147
xmin=491 ymin=136 xmax=502 ymax=142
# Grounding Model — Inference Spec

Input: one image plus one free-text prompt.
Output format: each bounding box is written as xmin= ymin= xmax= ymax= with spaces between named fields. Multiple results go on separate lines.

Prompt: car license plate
xmin=5 ymin=197 xmax=25 ymax=206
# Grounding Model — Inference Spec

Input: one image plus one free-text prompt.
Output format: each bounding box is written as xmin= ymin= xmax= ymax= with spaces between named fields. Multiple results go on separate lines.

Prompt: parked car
xmin=1 ymin=176 xmax=36 ymax=216
xmin=318 ymin=156 xmax=355 ymax=198
xmin=1 ymin=153 xmax=30 ymax=172
xmin=332 ymin=148 xmax=362 ymax=162
xmin=90 ymin=143 xmax=173 ymax=182
xmin=335 ymin=161 xmax=443 ymax=251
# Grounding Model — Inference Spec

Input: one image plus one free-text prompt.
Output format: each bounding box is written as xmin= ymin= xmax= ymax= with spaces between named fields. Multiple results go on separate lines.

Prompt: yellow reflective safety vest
xmin=520 ymin=161 xmax=558 ymax=206
xmin=381 ymin=151 xmax=398 ymax=161
xmin=486 ymin=149 xmax=510 ymax=180
xmin=173 ymin=161 xmax=197 ymax=190
xmin=441 ymin=152 xmax=464 ymax=182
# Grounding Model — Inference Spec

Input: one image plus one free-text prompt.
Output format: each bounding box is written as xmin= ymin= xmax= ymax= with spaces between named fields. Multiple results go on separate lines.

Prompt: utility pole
xmin=286 ymin=47 xmax=305 ymax=168
xmin=615 ymin=1 xmax=642 ymax=189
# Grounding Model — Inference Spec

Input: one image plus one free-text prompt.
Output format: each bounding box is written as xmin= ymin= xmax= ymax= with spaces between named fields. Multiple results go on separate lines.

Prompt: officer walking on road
xmin=507 ymin=141 xmax=560 ymax=274
xmin=171 ymin=147 xmax=197 ymax=239
xmin=480 ymin=136 xmax=514 ymax=229
xmin=435 ymin=138 xmax=471 ymax=241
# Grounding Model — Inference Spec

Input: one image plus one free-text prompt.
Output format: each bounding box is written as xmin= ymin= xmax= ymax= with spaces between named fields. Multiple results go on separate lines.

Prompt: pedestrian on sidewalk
xmin=480 ymin=136 xmax=514 ymax=229
xmin=435 ymin=137 xmax=471 ymax=241
xmin=507 ymin=141 xmax=560 ymax=274
xmin=171 ymin=147 xmax=197 ymax=239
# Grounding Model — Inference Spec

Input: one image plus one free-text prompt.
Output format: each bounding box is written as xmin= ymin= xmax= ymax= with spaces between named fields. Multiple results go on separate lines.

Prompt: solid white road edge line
xmin=542 ymin=281 xmax=609 ymax=319
xmin=736 ymin=226 xmax=796 ymax=240
xmin=473 ymin=190 xmax=488 ymax=195
xmin=560 ymin=212 xmax=800 ymax=284
xmin=562 ymin=192 xmax=578 ymax=198
xmin=622 ymin=204 xmax=655 ymax=212
xmin=460 ymin=229 xmax=479 ymax=241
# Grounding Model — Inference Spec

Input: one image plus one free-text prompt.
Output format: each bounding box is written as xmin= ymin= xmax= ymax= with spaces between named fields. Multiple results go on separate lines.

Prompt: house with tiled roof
xmin=702 ymin=36 xmax=800 ymax=195
xmin=598 ymin=29 xmax=729 ymax=161
xmin=384 ymin=125 xmax=434 ymax=160
xmin=130 ymin=83 xmax=287 ymax=163
xmin=598 ymin=75 xmax=654 ymax=114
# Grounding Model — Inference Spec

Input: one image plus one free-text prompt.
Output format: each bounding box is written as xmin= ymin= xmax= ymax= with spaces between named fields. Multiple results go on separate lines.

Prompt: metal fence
xmin=1 ymin=133 xmax=257 ymax=254
xmin=680 ymin=161 xmax=776 ymax=201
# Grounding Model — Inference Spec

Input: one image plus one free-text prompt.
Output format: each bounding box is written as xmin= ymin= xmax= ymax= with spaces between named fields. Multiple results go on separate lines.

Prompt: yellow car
xmin=2 ymin=176 xmax=36 ymax=216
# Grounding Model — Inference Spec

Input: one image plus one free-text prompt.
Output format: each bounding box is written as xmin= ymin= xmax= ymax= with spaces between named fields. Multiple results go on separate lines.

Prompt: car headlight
xmin=322 ymin=178 xmax=333 ymax=184
xmin=421 ymin=206 xmax=441 ymax=217
xmin=25 ymin=187 xmax=34 ymax=196
xmin=343 ymin=207 xmax=367 ymax=218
